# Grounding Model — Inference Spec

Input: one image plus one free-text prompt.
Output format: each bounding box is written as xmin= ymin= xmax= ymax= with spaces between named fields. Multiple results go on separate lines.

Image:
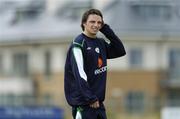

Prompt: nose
xmin=94 ymin=22 xmax=98 ymax=27
xmin=94 ymin=22 xmax=101 ymax=27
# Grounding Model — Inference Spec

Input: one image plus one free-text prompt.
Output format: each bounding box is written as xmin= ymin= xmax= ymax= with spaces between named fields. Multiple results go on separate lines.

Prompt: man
xmin=64 ymin=9 xmax=126 ymax=119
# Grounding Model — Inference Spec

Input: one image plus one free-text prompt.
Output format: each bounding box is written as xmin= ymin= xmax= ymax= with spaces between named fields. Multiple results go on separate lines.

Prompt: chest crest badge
xmin=95 ymin=47 xmax=100 ymax=54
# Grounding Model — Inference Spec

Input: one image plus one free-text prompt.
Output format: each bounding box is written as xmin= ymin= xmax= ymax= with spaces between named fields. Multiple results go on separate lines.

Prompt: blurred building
xmin=0 ymin=0 xmax=180 ymax=119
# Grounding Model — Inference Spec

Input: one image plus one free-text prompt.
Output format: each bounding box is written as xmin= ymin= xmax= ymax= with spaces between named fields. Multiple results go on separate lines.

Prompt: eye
xmin=89 ymin=21 xmax=95 ymax=23
xmin=97 ymin=21 xmax=102 ymax=25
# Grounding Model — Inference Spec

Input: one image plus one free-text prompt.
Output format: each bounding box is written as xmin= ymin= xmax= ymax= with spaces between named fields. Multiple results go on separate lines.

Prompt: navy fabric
xmin=72 ymin=104 xmax=107 ymax=119
xmin=64 ymin=24 xmax=126 ymax=106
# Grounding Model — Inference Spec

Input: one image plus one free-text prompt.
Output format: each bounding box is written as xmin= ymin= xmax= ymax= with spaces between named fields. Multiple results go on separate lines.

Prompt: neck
xmin=83 ymin=31 xmax=96 ymax=39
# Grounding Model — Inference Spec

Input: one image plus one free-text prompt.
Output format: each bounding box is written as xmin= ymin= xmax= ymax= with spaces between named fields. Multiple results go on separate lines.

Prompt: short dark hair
xmin=81 ymin=8 xmax=103 ymax=31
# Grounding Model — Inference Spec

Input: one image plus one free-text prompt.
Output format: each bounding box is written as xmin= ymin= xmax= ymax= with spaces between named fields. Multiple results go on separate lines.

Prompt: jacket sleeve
xmin=100 ymin=24 xmax=126 ymax=59
xmin=70 ymin=45 xmax=98 ymax=104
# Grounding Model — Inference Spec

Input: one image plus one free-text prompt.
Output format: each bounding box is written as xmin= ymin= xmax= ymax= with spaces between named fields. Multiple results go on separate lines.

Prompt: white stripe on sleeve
xmin=75 ymin=110 xmax=82 ymax=119
xmin=73 ymin=47 xmax=87 ymax=81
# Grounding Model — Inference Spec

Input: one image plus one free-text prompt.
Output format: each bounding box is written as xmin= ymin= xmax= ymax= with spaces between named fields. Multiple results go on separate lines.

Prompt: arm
xmin=100 ymin=24 xmax=126 ymax=59
xmin=71 ymin=46 xmax=98 ymax=105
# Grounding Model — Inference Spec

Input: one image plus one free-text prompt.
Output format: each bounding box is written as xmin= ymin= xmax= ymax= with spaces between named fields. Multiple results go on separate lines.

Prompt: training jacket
xmin=64 ymin=24 xmax=126 ymax=106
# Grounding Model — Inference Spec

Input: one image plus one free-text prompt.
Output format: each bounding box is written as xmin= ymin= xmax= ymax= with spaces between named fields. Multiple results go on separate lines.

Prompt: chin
xmin=91 ymin=31 xmax=98 ymax=35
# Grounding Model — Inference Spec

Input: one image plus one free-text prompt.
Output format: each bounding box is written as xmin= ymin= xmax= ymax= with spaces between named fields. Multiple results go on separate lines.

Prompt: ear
xmin=101 ymin=19 xmax=104 ymax=27
xmin=99 ymin=23 xmax=104 ymax=29
xmin=83 ymin=22 xmax=86 ymax=27
xmin=102 ymin=19 xmax=104 ymax=26
xmin=99 ymin=19 xmax=104 ymax=29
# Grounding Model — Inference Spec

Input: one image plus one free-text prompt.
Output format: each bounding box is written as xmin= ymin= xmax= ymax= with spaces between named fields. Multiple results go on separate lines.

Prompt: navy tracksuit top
xmin=64 ymin=24 xmax=126 ymax=106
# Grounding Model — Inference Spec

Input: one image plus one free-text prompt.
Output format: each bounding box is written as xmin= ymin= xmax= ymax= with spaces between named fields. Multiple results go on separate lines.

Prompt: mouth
xmin=92 ymin=28 xmax=98 ymax=32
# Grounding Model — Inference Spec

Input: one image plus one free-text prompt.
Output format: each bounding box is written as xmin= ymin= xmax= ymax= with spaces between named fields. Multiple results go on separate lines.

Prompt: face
xmin=83 ymin=14 xmax=103 ymax=37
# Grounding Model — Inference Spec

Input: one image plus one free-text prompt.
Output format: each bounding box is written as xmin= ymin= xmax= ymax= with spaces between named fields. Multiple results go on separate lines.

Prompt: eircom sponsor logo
xmin=94 ymin=66 xmax=107 ymax=75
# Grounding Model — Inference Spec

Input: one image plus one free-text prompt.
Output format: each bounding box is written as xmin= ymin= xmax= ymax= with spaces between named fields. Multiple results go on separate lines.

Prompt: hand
xmin=90 ymin=100 xmax=100 ymax=109
xmin=99 ymin=23 xmax=109 ymax=34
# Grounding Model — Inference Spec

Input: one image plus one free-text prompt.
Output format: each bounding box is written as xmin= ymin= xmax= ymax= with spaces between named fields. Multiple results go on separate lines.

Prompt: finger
xmin=92 ymin=103 xmax=96 ymax=108
xmin=90 ymin=104 xmax=93 ymax=108
xmin=91 ymin=104 xmax=95 ymax=108
xmin=97 ymin=102 xmax=100 ymax=108
xmin=94 ymin=102 xmax=98 ymax=108
xmin=97 ymin=102 xmax=99 ymax=108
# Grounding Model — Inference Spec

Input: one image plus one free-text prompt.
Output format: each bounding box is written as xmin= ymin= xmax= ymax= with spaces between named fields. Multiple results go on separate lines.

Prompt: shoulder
xmin=73 ymin=34 xmax=86 ymax=48
xmin=98 ymin=38 xmax=105 ymax=42
xmin=97 ymin=37 xmax=108 ymax=44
